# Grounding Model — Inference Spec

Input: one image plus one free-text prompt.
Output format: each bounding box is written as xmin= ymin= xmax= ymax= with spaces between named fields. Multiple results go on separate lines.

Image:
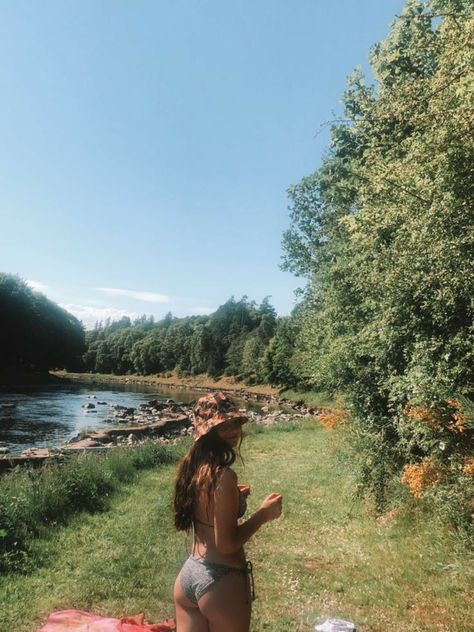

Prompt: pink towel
xmin=37 ymin=609 xmax=175 ymax=632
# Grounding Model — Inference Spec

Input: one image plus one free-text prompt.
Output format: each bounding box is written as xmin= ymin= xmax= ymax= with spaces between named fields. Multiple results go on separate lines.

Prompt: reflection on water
xmin=0 ymin=382 xmax=203 ymax=456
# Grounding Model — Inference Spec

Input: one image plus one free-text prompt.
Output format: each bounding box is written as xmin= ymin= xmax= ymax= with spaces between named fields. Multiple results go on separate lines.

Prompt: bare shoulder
xmin=214 ymin=467 xmax=239 ymax=515
xmin=215 ymin=467 xmax=237 ymax=491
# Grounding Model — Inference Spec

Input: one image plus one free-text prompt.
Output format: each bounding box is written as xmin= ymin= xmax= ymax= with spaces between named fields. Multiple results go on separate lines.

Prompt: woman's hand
xmin=237 ymin=484 xmax=251 ymax=498
xmin=259 ymin=492 xmax=283 ymax=522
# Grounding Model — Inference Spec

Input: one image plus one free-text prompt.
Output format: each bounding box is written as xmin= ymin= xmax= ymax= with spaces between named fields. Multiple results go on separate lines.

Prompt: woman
xmin=173 ymin=392 xmax=282 ymax=632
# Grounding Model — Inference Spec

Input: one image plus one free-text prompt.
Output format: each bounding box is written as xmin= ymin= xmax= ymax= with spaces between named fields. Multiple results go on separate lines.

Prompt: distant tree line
xmin=0 ymin=273 xmax=298 ymax=386
xmin=0 ymin=273 xmax=85 ymax=372
xmin=83 ymin=296 xmax=298 ymax=386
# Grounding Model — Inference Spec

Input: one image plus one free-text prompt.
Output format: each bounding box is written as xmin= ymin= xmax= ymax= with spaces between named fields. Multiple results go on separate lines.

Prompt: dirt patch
xmin=409 ymin=599 xmax=455 ymax=630
xmin=303 ymin=556 xmax=343 ymax=572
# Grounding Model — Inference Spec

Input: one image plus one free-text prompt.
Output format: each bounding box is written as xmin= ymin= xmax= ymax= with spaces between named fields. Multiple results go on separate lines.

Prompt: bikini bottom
xmin=179 ymin=555 xmax=255 ymax=605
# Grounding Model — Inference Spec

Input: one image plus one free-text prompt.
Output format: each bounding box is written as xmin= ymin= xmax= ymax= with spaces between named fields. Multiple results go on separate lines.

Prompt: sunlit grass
xmin=0 ymin=441 xmax=185 ymax=573
xmin=240 ymin=421 xmax=473 ymax=631
xmin=279 ymin=389 xmax=336 ymax=409
xmin=1 ymin=419 xmax=472 ymax=631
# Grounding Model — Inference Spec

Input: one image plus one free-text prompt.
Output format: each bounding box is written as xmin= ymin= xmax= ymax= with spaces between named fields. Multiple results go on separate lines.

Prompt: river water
xmin=0 ymin=382 xmax=207 ymax=456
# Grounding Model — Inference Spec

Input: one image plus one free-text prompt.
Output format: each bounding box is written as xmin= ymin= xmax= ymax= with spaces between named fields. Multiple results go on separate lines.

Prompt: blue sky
xmin=0 ymin=0 xmax=404 ymax=328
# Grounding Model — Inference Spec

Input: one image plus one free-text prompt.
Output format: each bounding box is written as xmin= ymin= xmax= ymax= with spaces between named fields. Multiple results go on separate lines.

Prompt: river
xmin=0 ymin=382 xmax=207 ymax=456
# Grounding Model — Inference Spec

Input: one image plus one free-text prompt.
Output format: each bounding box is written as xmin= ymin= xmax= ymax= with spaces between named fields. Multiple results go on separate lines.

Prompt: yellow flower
xmin=451 ymin=411 xmax=466 ymax=433
xmin=404 ymin=400 xmax=467 ymax=433
xmin=401 ymin=458 xmax=443 ymax=498
xmin=317 ymin=407 xmax=348 ymax=430
xmin=405 ymin=406 xmax=439 ymax=429
xmin=463 ymin=458 xmax=474 ymax=477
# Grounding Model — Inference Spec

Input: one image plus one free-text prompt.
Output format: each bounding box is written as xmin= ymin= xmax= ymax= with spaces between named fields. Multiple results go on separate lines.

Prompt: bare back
xmin=192 ymin=466 xmax=247 ymax=568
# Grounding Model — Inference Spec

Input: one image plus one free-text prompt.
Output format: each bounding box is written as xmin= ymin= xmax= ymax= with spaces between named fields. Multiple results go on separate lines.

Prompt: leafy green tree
xmin=205 ymin=296 xmax=260 ymax=377
xmin=189 ymin=320 xmax=211 ymax=375
xmin=282 ymin=0 xmax=474 ymax=516
xmin=262 ymin=316 xmax=298 ymax=386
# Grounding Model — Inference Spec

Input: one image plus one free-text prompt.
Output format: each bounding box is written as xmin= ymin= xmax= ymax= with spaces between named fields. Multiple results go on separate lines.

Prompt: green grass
xmin=1 ymin=420 xmax=472 ymax=631
xmin=279 ymin=388 xmax=337 ymax=409
xmin=0 ymin=441 xmax=185 ymax=573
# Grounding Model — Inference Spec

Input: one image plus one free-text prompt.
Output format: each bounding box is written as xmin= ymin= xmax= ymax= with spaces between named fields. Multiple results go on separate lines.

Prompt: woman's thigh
xmin=173 ymin=573 xmax=209 ymax=632
xmin=198 ymin=570 xmax=252 ymax=632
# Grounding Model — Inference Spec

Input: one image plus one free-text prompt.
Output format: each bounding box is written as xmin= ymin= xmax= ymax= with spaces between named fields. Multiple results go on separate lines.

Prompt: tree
xmin=0 ymin=273 xmax=85 ymax=372
xmin=262 ymin=316 xmax=298 ymax=386
xmin=282 ymin=1 xmax=474 ymax=515
xmin=80 ymin=295 xmax=281 ymax=385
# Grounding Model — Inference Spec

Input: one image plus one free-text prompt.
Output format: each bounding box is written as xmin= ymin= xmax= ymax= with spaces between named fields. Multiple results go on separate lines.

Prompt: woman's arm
xmin=214 ymin=468 xmax=282 ymax=555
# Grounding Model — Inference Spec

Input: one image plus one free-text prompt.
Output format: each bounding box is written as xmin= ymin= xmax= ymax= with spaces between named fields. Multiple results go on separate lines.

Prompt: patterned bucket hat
xmin=192 ymin=392 xmax=248 ymax=441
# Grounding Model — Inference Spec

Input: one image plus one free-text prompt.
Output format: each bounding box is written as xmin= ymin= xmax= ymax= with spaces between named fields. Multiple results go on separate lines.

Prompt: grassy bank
xmin=52 ymin=370 xmax=281 ymax=397
xmin=1 ymin=419 xmax=472 ymax=631
xmin=278 ymin=388 xmax=336 ymax=409
xmin=0 ymin=441 xmax=185 ymax=573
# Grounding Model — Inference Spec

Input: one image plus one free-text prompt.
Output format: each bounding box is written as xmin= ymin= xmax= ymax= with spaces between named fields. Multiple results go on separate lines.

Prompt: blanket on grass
xmin=36 ymin=610 xmax=175 ymax=632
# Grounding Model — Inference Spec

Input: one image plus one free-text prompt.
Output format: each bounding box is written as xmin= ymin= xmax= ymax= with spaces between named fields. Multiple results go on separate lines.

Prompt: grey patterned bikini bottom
xmin=179 ymin=555 xmax=255 ymax=605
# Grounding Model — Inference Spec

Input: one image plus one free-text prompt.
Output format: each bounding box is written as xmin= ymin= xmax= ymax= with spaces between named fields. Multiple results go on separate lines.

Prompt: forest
xmin=0 ymin=273 xmax=296 ymax=385
xmin=82 ymin=296 xmax=296 ymax=385
xmin=0 ymin=274 xmax=85 ymax=372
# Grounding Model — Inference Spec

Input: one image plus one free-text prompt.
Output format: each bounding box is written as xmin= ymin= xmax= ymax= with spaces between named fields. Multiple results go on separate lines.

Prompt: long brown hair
xmin=173 ymin=429 xmax=238 ymax=531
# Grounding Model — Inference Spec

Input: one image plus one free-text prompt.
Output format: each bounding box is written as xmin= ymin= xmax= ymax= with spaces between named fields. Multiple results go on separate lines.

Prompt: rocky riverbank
xmin=0 ymin=394 xmax=322 ymax=472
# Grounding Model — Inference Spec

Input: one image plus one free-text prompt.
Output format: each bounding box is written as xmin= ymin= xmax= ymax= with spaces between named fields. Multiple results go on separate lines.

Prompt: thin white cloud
xmin=96 ymin=287 xmax=170 ymax=303
xmin=26 ymin=279 xmax=49 ymax=293
xmin=60 ymin=303 xmax=142 ymax=330
xmin=189 ymin=306 xmax=215 ymax=315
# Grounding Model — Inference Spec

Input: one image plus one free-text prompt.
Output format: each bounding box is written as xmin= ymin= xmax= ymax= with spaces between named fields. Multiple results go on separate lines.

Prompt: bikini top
xmin=193 ymin=489 xmax=247 ymax=528
xmin=238 ymin=489 xmax=247 ymax=518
